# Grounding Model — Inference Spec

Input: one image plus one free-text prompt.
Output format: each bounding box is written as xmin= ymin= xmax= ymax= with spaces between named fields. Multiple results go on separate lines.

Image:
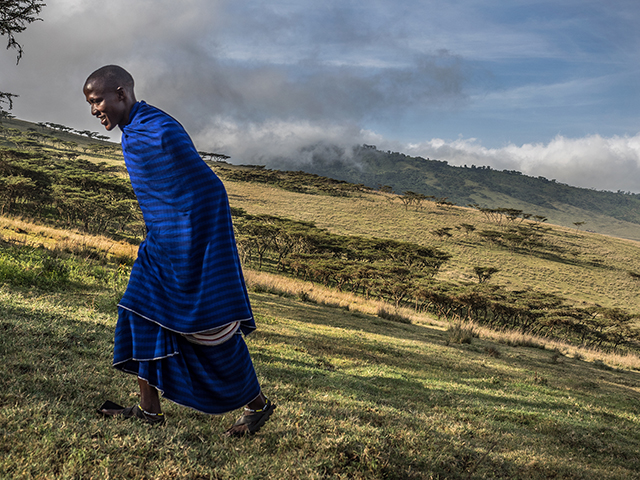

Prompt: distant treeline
xmin=270 ymin=145 xmax=640 ymax=227
xmin=212 ymin=163 xmax=372 ymax=197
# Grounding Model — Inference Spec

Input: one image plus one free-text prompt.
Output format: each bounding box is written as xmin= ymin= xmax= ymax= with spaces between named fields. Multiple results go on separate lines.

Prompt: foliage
xmin=214 ymin=163 xmax=372 ymax=197
xmin=232 ymin=210 xmax=451 ymax=307
xmin=230 ymin=211 xmax=640 ymax=354
xmin=473 ymin=266 xmax=499 ymax=283
xmin=272 ymin=144 xmax=640 ymax=235
xmin=0 ymin=147 xmax=140 ymax=236
xmin=0 ymin=0 xmax=45 ymax=61
xmin=445 ymin=321 xmax=477 ymax=345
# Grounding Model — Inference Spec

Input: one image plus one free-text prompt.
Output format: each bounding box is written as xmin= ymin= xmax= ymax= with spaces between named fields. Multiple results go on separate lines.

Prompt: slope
xmin=269 ymin=145 xmax=640 ymax=241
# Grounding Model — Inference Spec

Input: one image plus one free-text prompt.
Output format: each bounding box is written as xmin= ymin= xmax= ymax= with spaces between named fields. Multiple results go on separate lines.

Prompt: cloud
xmin=2 ymin=0 xmax=640 ymax=194
xmin=196 ymin=117 xmax=387 ymax=164
xmin=403 ymin=134 xmax=640 ymax=193
xmin=2 ymin=0 xmax=473 ymax=139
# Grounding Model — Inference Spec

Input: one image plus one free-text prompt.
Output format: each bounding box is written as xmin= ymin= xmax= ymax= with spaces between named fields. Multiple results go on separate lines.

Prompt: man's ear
xmin=116 ymin=86 xmax=127 ymax=101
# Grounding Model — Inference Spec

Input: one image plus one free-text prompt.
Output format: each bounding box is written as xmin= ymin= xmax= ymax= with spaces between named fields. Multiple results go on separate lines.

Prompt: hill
xmin=1 ymin=126 xmax=640 ymax=477
xmin=268 ymin=145 xmax=640 ymax=241
xmin=5 ymin=116 xmax=640 ymax=240
xmin=1 ymin=213 xmax=640 ymax=479
xmin=1 ymin=123 xmax=640 ymax=354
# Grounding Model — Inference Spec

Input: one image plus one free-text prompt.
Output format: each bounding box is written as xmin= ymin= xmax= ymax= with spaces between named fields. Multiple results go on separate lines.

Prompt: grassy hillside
xmin=269 ymin=146 xmax=640 ymax=241
xmin=2 ymin=121 xmax=639 ymax=346
xmin=215 ymin=164 xmax=640 ymax=315
xmin=1 ymin=130 xmax=640 ymax=476
xmin=1 ymin=229 xmax=639 ymax=479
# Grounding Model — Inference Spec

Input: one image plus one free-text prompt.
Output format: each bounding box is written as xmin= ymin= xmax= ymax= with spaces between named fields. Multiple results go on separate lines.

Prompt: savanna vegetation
xmin=2 ymin=128 xmax=639 ymax=355
xmin=1 ymin=121 xmax=640 ymax=478
xmin=270 ymin=144 xmax=640 ymax=241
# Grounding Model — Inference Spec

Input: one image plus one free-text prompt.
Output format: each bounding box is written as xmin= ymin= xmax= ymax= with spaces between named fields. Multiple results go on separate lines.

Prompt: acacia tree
xmin=1 ymin=0 xmax=46 ymax=109
xmin=473 ymin=266 xmax=499 ymax=283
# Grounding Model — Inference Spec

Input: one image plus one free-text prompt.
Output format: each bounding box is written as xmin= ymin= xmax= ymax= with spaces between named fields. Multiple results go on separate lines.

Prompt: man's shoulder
xmin=124 ymin=102 xmax=185 ymax=139
xmin=133 ymin=102 xmax=176 ymax=126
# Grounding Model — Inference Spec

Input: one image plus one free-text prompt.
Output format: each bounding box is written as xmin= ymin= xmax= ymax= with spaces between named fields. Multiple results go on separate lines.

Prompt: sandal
xmin=224 ymin=399 xmax=275 ymax=437
xmin=97 ymin=400 xmax=165 ymax=425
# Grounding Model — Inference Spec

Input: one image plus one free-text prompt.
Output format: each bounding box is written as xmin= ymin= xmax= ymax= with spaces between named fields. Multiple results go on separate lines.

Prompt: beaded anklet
xmin=140 ymin=405 xmax=164 ymax=418
xmin=244 ymin=398 xmax=271 ymax=413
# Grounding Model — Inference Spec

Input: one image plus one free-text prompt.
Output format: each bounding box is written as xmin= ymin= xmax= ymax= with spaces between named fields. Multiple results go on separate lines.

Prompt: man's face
xmin=83 ymin=82 xmax=128 ymax=131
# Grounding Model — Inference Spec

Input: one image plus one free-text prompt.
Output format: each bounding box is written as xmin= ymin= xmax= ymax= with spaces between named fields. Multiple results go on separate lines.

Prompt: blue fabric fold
xmin=111 ymin=101 xmax=261 ymax=414
xmin=114 ymin=308 xmax=260 ymax=414
xmin=118 ymin=101 xmax=255 ymax=335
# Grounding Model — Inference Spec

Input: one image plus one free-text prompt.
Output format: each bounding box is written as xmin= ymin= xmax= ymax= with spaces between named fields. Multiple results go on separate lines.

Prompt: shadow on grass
xmin=2 ymin=287 xmax=640 ymax=479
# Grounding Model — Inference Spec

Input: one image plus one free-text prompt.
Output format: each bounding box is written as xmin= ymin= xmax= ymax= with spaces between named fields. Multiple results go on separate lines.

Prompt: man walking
xmin=83 ymin=65 xmax=274 ymax=436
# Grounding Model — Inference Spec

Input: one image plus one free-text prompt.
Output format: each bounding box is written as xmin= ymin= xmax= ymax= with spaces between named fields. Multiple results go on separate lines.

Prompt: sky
xmin=2 ymin=0 xmax=640 ymax=192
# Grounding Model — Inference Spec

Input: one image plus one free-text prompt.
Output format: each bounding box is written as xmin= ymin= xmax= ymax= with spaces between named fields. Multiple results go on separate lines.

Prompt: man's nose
xmin=91 ymin=105 xmax=98 ymax=115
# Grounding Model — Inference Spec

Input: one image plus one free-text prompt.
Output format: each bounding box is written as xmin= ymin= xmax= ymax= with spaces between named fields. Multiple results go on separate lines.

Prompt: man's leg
xmin=138 ymin=377 xmax=162 ymax=414
xmin=98 ymin=378 xmax=163 ymax=423
xmin=246 ymin=391 xmax=267 ymax=411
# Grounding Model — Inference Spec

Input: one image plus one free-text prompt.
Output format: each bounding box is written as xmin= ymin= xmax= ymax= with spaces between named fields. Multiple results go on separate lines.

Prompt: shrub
xmin=446 ymin=322 xmax=477 ymax=345
xmin=485 ymin=346 xmax=501 ymax=357
xmin=377 ymin=307 xmax=412 ymax=324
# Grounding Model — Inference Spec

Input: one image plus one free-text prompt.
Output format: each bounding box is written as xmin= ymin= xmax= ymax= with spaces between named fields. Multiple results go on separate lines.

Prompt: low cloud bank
xmin=194 ymin=120 xmax=640 ymax=194
xmin=403 ymin=134 xmax=640 ymax=193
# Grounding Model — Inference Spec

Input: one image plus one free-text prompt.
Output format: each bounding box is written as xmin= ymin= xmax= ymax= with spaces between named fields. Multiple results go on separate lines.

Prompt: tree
xmin=198 ymin=151 xmax=231 ymax=162
xmin=431 ymin=227 xmax=452 ymax=240
xmin=473 ymin=266 xmax=499 ymax=284
xmin=1 ymin=0 xmax=45 ymax=61
xmin=459 ymin=223 xmax=476 ymax=235
xmin=1 ymin=0 xmax=46 ymax=109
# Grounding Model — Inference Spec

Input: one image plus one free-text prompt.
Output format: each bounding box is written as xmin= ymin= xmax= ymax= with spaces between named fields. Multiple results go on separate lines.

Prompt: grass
xmin=221 ymin=177 xmax=640 ymax=314
xmin=2 ymin=280 xmax=640 ymax=479
xmin=1 ymin=162 xmax=640 ymax=477
xmin=1 ymin=219 xmax=640 ymax=478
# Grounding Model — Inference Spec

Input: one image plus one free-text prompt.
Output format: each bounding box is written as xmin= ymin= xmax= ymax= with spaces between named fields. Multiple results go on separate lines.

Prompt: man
xmin=83 ymin=65 xmax=274 ymax=436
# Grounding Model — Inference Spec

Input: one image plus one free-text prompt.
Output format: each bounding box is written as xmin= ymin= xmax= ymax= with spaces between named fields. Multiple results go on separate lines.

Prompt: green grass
xmin=1 ymin=274 xmax=639 ymax=479
xmin=221 ymin=177 xmax=640 ymax=314
xmin=1 ymin=153 xmax=640 ymax=477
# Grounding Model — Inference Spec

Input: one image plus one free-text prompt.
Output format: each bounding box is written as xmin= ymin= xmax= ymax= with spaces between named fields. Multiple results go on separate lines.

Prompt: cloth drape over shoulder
xmin=118 ymin=101 xmax=255 ymax=335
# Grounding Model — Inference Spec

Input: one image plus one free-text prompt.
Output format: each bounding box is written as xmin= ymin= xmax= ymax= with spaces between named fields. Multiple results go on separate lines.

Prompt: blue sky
xmin=2 ymin=0 xmax=640 ymax=192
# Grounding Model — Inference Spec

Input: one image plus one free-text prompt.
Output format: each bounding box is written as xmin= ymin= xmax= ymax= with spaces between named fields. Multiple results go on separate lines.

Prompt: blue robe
xmin=112 ymin=101 xmax=260 ymax=414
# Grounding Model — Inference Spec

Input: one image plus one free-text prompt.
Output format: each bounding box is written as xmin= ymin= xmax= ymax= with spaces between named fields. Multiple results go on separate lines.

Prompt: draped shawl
xmin=118 ymin=101 xmax=255 ymax=336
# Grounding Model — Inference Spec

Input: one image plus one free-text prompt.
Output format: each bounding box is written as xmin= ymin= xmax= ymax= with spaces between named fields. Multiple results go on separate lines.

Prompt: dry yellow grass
xmin=222 ymin=178 xmax=640 ymax=312
xmin=244 ymin=268 xmax=640 ymax=371
xmin=0 ymin=216 xmax=138 ymax=262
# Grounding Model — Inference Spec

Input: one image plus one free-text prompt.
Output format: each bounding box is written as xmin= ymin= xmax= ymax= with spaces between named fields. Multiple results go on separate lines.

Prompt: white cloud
xmin=193 ymin=117 xmax=381 ymax=165
xmin=404 ymin=134 xmax=640 ymax=193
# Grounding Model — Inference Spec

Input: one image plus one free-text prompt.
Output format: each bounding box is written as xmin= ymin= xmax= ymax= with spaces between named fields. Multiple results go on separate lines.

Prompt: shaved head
xmin=84 ymin=65 xmax=135 ymax=92
xmin=83 ymin=65 xmax=137 ymax=131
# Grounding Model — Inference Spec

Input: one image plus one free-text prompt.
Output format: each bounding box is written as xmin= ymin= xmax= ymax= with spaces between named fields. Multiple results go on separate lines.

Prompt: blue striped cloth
xmin=114 ymin=308 xmax=261 ymax=414
xmin=119 ymin=101 xmax=255 ymax=335
xmin=112 ymin=101 xmax=260 ymax=413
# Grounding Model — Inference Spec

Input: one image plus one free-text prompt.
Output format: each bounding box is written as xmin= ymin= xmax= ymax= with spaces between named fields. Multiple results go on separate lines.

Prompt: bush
xmin=446 ymin=322 xmax=477 ymax=345
xmin=377 ymin=307 xmax=412 ymax=324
